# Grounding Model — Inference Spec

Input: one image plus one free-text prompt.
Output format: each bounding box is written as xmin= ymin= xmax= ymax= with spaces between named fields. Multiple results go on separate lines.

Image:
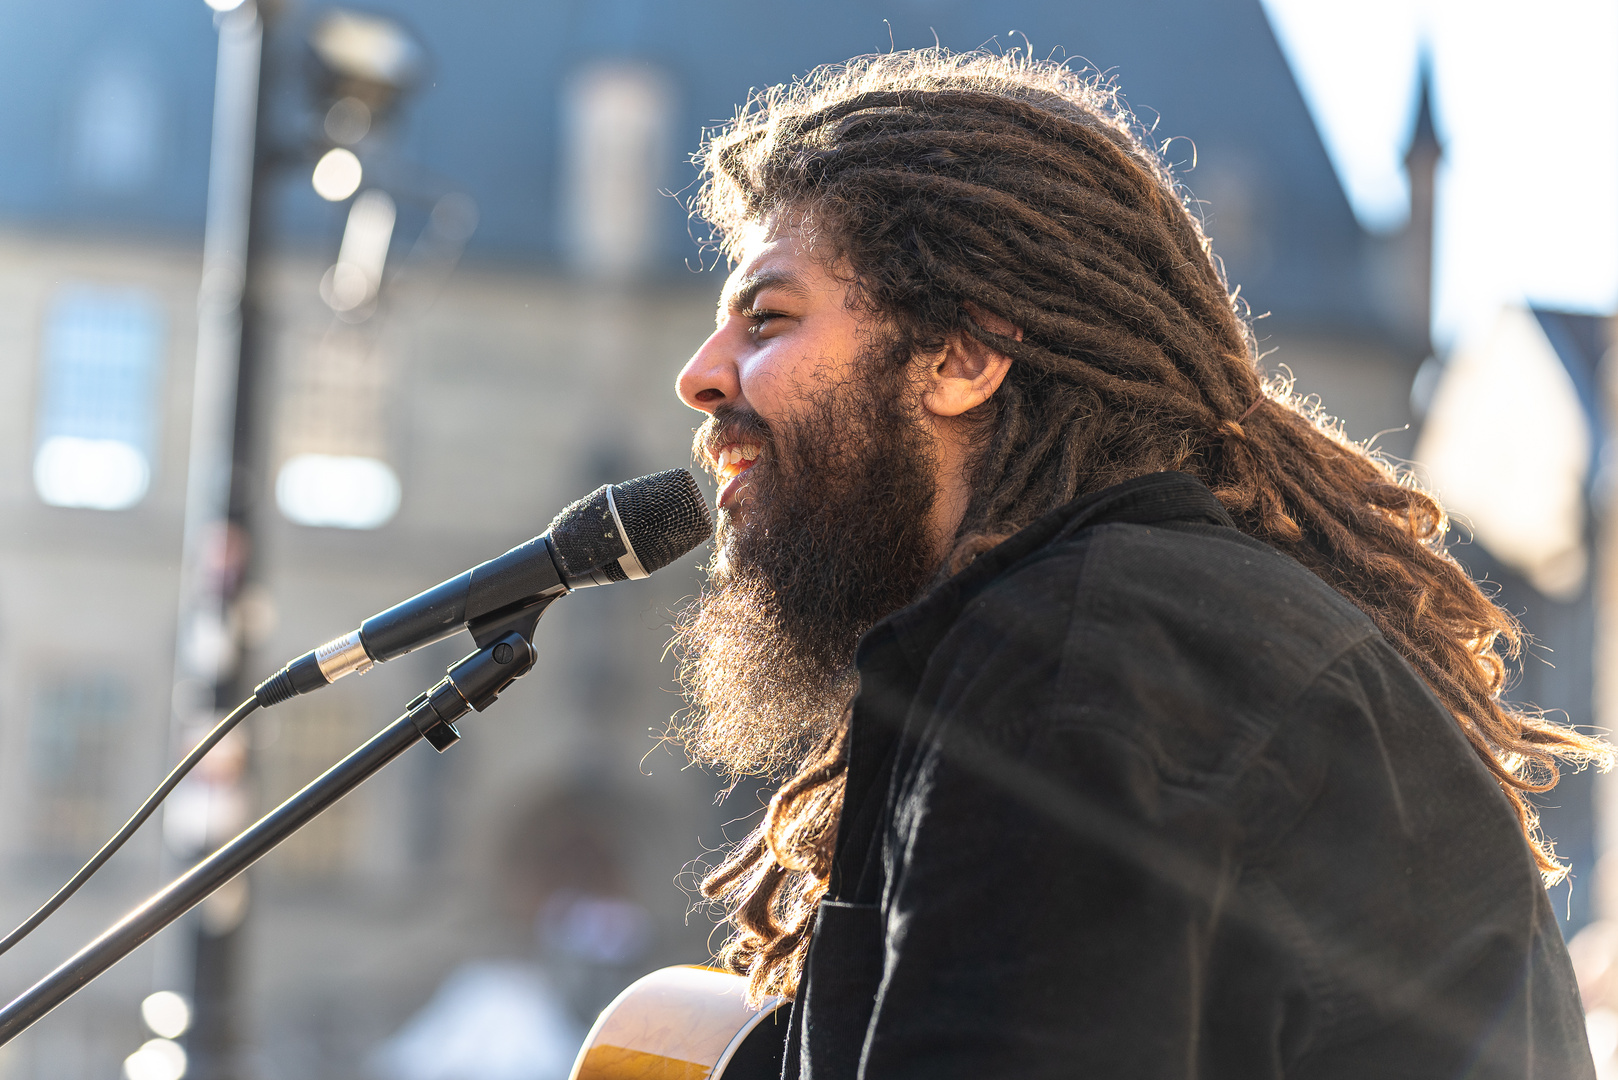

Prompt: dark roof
xmin=0 ymin=0 xmax=1386 ymax=334
xmin=1534 ymin=307 xmax=1608 ymax=453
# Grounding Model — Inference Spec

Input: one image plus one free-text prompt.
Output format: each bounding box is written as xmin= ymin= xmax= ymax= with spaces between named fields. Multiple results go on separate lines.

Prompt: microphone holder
xmin=0 ymin=620 xmax=548 ymax=1045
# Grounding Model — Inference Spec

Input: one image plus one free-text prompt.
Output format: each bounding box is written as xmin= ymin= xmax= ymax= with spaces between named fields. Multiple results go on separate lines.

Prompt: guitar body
xmin=569 ymin=965 xmax=790 ymax=1080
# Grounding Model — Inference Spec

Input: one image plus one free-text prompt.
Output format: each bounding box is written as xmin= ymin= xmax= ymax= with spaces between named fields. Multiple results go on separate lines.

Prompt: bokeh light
xmin=140 ymin=991 xmax=191 ymax=1040
xmin=123 ymin=1038 xmax=186 ymax=1080
xmin=311 ymin=147 xmax=362 ymax=202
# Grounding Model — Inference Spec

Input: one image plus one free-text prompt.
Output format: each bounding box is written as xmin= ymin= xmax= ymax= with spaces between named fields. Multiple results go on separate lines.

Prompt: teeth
xmin=714 ymin=443 xmax=762 ymax=479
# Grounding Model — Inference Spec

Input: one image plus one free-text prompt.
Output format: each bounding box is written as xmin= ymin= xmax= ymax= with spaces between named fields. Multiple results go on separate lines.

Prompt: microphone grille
xmin=611 ymin=469 xmax=713 ymax=574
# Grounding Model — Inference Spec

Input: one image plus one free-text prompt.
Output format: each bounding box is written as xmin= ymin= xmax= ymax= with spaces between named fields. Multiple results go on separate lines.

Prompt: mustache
xmin=693 ymin=405 xmax=775 ymax=472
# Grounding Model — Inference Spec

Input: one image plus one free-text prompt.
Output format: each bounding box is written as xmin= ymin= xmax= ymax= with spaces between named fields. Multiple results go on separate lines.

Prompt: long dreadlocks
xmin=690 ymin=48 xmax=1609 ymax=1003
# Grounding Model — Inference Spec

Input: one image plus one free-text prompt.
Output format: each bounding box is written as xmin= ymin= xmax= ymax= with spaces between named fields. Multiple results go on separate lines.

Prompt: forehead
xmin=735 ymin=215 xmax=803 ymax=264
xmin=717 ymin=219 xmax=842 ymax=313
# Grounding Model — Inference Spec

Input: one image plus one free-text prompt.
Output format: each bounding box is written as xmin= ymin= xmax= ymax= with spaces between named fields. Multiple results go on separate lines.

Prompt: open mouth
xmin=711 ymin=443 xmax=761 ymax=508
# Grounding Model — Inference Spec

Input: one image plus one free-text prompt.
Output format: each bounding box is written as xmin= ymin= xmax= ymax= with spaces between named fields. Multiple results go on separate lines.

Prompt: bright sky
xmin=1258 ymin=0 xmax=1618 ymax=350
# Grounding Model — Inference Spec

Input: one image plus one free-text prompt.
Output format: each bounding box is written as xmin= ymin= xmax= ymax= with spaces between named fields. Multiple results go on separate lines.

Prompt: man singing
xmin=668 ymin=49 xmax=1603 ymax=1078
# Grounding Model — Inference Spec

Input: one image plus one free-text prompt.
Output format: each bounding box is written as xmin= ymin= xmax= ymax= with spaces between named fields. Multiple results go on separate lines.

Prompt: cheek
xmin=735 ymin=354 xmax=791 ymax=418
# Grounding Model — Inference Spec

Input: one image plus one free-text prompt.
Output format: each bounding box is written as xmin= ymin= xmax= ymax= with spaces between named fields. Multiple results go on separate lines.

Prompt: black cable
xmin=0 ymin=694 xmax=262 ymax=959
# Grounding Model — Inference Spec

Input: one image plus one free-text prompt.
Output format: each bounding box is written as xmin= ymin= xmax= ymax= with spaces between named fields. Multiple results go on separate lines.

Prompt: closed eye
xmin=741 ymin=308 xmax=788 ymax=337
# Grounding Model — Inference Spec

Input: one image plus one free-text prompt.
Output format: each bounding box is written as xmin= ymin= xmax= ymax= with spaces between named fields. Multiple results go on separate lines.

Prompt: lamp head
xmin=307 ymin=10 xmax=426 ymax=117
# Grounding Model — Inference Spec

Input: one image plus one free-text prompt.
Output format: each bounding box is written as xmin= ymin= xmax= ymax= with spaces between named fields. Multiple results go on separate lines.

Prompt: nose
xmin=676 ymin=323 xmax=743 ymax=414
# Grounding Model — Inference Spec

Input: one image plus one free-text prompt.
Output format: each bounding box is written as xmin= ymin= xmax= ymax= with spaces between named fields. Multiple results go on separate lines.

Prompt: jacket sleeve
xmin=854 ymin=593 xmax=1296 ymax=1079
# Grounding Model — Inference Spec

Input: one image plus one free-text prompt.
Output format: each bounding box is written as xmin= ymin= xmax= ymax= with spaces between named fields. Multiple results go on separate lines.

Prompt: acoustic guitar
xmin=568 ymin=965 xmax=790 ymax=1080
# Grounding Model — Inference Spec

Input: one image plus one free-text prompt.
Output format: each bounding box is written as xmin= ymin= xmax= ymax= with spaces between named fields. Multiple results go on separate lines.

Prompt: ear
xmin=921 ymin=304 xmax=1020 ymax=419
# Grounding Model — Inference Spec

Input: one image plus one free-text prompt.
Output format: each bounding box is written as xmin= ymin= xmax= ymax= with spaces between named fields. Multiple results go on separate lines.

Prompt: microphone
xmin=252 ymin=469 xmax=712 ymax=707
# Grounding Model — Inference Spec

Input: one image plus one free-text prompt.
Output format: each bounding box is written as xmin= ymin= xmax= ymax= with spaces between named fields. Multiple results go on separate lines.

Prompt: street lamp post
xmin=155 ymin=8 xmax=430 ymax=1077
xmin=163 ymin=1 xmax=272 ymax=1077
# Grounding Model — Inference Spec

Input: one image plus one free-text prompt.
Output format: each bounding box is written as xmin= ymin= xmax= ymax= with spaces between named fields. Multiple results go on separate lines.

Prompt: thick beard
xmin=670 ymin=354 xmax=942 ymax=781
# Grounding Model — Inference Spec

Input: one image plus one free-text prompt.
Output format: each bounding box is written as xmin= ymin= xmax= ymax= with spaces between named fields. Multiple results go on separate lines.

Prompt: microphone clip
xmin=467 ymin=588 xmax=563 ymax=650
xmin=406 ymin=631 xmax=537 ymax=751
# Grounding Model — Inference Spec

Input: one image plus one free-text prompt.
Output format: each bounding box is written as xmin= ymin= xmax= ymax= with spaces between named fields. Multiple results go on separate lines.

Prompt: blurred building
xmin=1416 ymin=306 xmax=1611 ymax=930
xmin=0 ymin=1 xmax=1580 ymax=1078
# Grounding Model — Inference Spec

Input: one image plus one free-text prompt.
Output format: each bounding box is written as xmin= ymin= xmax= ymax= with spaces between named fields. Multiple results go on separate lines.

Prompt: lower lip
xmin=718 ymin=466 xmax=755 ymax=509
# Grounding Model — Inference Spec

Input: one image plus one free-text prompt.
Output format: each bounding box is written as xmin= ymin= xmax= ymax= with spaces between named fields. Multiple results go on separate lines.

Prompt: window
xmin=274 ymin=326 xmax=400 ymax=530
xmin=276 ymin=452 xmax=400 ymax=529
xmin=31 ymin=673 xmax=131 ymax=855
xmin=258 ymin=704 xmax=362 ymax=879
xmin=72 ymin=55 xmax=164 ymax=194
xmin=561 ymin=62 xmax=676 ymax=279
xmin=34 ymin=286 xmax=165 ymax=510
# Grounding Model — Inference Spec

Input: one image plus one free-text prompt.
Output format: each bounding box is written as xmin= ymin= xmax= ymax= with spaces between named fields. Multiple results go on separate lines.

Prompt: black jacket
xmin=782 ymin=472 xmax=1593 ymax=1079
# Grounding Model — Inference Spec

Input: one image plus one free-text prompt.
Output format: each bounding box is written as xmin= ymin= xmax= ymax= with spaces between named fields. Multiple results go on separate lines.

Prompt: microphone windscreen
xmin=611 ymin=469 xmax=713 ymax=574
xmin=545 ymin=485 xmax=626 ymax=582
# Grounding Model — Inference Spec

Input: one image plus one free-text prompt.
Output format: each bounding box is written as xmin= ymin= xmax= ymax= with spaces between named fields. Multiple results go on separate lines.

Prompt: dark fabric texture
xmin=780 ymin=471 xmax=1593 ymax=1080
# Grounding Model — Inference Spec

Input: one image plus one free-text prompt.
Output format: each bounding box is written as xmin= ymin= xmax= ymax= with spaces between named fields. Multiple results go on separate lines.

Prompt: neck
xmin=923 ymin=415 xmax=976 ymax=563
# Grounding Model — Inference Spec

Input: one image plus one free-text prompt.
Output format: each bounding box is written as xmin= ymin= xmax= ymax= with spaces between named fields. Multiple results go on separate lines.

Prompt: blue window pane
xmin=37 ymin=286 xmax=164 ymax=448
xmin=34 ymin=286 xmax=165 ymax=510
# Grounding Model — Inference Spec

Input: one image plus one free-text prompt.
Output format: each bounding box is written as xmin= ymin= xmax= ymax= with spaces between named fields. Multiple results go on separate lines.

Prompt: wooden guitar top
xmin=569 ymin=965 xmax=789 ymax=1080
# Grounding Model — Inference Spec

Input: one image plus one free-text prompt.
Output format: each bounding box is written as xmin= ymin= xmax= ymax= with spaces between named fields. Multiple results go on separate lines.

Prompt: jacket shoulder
xmin=990 ymin=519 xmax=1378 ymax=680
xmin=936 ymin=521 xmax=1390 ymax=780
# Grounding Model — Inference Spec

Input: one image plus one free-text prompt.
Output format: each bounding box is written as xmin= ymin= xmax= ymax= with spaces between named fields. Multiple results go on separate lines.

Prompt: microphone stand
xmin=0 ymin=624 xmax=544 ymax=1045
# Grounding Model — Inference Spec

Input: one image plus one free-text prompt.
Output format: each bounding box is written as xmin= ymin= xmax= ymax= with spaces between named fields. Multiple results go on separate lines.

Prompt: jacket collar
xmin=862 ymin=471 xmax=1236 ymax=678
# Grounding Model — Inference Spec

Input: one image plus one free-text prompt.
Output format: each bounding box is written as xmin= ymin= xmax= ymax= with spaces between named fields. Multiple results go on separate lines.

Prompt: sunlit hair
xmin=691 ymin=47 xmax=1610 ymax=1002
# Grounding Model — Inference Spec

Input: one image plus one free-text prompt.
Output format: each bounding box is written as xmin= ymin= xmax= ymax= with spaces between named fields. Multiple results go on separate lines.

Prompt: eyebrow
xmin=719 ymin=268 xmax=811 ymax=322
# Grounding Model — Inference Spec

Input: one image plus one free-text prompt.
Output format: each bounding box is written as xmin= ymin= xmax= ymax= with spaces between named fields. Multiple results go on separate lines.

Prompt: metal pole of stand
xmin=0 ymin=631 xmax=536 ymax=1046
xmin=0 ymin=713 xmax=420 ymax=1046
